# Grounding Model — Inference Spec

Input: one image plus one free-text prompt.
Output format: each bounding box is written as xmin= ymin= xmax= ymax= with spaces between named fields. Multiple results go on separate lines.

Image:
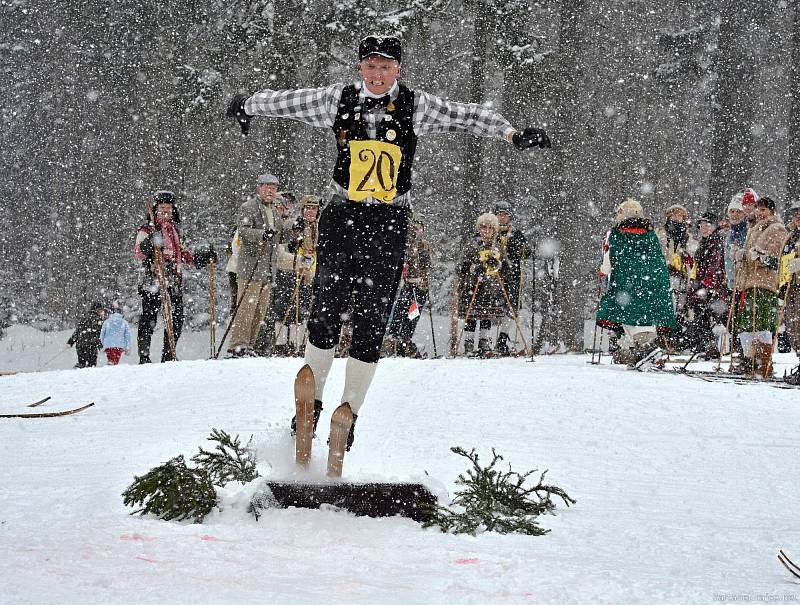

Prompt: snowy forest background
xmin=2 ymin=0 xmax=800 ymax=350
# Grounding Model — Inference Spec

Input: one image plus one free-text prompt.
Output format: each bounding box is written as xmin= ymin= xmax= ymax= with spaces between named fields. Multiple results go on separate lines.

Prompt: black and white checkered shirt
xmin=245 ymin=80 xmax=515 ymax=206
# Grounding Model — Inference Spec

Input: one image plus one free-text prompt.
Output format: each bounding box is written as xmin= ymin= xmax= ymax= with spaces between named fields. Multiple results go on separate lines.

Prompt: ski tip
xmin=297 ymin=364 xmax=315 ymax=380
xmin=27 ymin=396 xmax=52 ymax=408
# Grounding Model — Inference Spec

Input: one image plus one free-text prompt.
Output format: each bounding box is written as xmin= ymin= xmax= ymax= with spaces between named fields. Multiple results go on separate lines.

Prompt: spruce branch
xmin=121 ymin=455 xmax=217 ymax=523
xmin=423 ymin=446 xmax=575 ymax=536
xmin=191 ymin=428 xmax=259 ymax=487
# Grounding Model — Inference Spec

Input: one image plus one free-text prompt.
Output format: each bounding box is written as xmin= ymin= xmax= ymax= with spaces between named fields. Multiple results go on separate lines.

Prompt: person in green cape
xmin=597 ymin=199 xmax=676 ymax=365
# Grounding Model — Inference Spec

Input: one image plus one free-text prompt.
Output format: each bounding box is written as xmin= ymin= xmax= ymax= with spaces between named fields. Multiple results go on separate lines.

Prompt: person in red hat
xmin=227 ymin=34 xmax=550 ymax=472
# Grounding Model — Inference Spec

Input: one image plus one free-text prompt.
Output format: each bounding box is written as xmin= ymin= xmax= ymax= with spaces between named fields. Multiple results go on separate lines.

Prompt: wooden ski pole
xmin=767 ymin=275 xmax=795 ymax=378
xmin=496 ymin=273 xmax=531 ymax=357
xmin=145 ymin=202 xmax=176 ymax=361
xmin=512 ymin=264 xmax=525 ymax=352
xmin=750 ymin=288 xmax=758 ymax=375
xmin=426 ymin=282 xmax=438 ymax=358
xmin=530 ymin=242 xmax=537 ymax=355
xmin=209 ymin=253 xmax=217 ymax=359
xmin=589 ymin=277 xmax=603 ymax=365
xmin=214 ymin=235 xmax=273 ymax=359
xmin=271 ymin=273 xmax=303 ymax=352
xmin=454 ymin=273 xmax=482 ymax=356
xmin=590 ymin=323 xmax=601 ymax=365
xmin=449 ymin=279 xmax=460 ymax=357
xmin=719 ymin=281 xmax=738 ymax=373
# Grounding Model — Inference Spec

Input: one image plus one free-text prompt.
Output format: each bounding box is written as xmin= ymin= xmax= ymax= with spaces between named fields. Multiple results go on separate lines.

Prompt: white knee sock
xmin=738 ymin=332 xmax=754 ymax=358
xmin=755 ymin=330 xmax=773 ymax=344
xmin=304 ymin=342 xmax=335 ymax=401
xmin=341 ymin=357 xmax=377 ymax=415
xmin=274 ymin=322 xmax=287 ymax=346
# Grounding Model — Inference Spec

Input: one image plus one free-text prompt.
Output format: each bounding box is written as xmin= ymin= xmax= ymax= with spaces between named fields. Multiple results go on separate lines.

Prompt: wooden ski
xmin=294 ymin=364 xmax=316 ymax=467
xmin=326 ymin=403 xmax=354 ymax=478
xmin=778 ymin=549 xmax=800 ymax=580
xmin=26 ymin=396 xmax=52 ymax=408
xmin=0 ymin=402 xmax=94 ymax=419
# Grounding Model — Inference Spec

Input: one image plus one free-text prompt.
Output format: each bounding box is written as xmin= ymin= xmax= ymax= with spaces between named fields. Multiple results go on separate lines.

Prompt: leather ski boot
xmin=755 ymin=341 xmax=774 ymax=379
xmin=138 ymin=335 xmax=151 ymax=364
xmin=495 ymin=332 xmax=511 ymax=357
xmin=291 ymin=399 xmax=323 ymax=436
xmin=463 ymin=338 xmax=474 ymax=356
xmin=477 ymin=338 xmax=491 ymax=357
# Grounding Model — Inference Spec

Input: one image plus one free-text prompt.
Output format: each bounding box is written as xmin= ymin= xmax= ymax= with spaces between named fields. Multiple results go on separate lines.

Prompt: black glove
xmin=485 ymin=256 xmax=500 ymax=269
xmin=227 ymin=93 xmax=252 ymax=135
xmin=139 ymin=235 xmax=155 ymax=260
xmin=263 ymin=228 xmax=275 ymax=241
xmin=512 ymin=127 xmax=551 ymax=150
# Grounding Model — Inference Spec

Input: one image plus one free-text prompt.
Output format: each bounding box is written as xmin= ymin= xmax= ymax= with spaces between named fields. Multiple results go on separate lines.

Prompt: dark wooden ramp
xmin=252 ymin=481 xmax=438 ymax=522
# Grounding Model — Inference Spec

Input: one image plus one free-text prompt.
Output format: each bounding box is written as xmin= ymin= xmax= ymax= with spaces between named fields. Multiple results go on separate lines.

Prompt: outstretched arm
xmin=227 ymin=84 xmax=345 ymax=135
xmin=413 ymin=90 xmax=551 ymax=149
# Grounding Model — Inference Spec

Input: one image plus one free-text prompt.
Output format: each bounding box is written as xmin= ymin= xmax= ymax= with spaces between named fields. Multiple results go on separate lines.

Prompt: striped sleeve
xmin=413 ymin=90 xmax=515 ymax=141
xmin=244 ymin=84 xmax=345 ymax=129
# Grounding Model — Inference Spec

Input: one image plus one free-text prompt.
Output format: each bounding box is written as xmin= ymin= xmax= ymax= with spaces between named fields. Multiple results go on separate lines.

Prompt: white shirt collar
xmin=358 ymin=79 xmax=399 ymax=100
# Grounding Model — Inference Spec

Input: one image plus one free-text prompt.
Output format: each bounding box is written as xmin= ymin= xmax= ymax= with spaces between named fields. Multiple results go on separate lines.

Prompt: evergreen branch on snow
xmin=121 ymin=455 xmax=217 ymax=523
xmin=424 ymin=446 xmax=576 ymax=536
xmin=191 ymin=428 xmax=259 ymax=486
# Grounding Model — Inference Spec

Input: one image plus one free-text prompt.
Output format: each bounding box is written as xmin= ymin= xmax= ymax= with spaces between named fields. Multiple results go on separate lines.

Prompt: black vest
xmin=331 ymin=82 xmax=417 ymax=200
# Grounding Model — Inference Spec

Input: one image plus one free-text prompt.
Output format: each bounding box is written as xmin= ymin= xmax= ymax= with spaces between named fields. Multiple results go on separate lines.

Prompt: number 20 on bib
xmin=348 ymin=140 xmax=403 ymax=203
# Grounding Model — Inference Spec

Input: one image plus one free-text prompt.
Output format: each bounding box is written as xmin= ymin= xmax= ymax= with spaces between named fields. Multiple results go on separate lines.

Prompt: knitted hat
xmin=664 ymin=204 xmax=689 ymax=220
xmin=728 ymin=194 xmax=744 ymax=212
xmin=615 ymin=198 xmax=644 ymax=221
xmin=741 ymin=187 xmax=759 ymax=206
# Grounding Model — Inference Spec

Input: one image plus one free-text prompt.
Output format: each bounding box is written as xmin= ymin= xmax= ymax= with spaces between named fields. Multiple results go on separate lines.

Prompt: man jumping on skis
xmin=227 ymin=34 xmax=550 ymax=476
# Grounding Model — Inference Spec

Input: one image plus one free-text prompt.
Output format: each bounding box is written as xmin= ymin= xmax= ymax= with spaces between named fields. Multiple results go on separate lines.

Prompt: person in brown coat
xmin=456 ymin=213 xmax=506 ymax=356
xmin=385 ymin=214 xmax=432 ymax=357
xmin=732 ymin=197 xmax=787 ymax=376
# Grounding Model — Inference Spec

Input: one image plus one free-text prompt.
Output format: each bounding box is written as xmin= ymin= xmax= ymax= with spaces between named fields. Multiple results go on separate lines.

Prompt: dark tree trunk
xmin=708 ymin=2 xmax=759 ymax=214
xmin=788 ymin=2 xmax=800 ymax=202
xmin=538 ymin=0 xmax=587 ymax=351
xmin=459 ymin=1 xmax=491 ymax=245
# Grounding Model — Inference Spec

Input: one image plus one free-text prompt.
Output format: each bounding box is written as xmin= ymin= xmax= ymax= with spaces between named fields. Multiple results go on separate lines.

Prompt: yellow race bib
xmin=779 ymin=251 xmax=796 ymax=288
xmin=348 ymin=140 xmax=403 ymax=203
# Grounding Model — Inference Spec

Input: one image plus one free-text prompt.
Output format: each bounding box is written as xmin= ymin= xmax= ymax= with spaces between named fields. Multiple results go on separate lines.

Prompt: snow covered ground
xmin=1 ymin=326 xmax=800 ymax=604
